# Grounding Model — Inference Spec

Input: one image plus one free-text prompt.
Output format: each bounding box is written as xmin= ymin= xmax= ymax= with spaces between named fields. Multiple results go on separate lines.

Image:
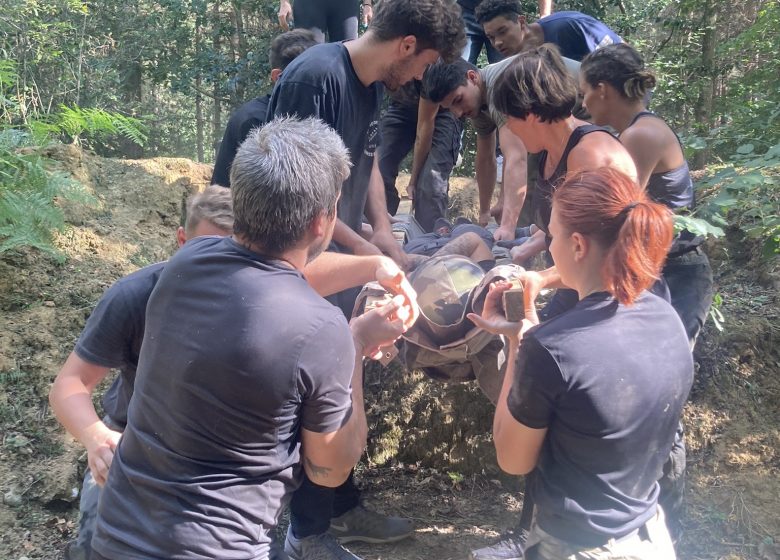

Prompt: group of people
xmin=50 ymin=1 xmax=713 ymax=559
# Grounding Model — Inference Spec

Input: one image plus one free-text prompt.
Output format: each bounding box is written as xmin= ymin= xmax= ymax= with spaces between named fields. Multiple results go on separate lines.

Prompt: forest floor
xmin=0 ymin=146 xmax=777 ymax=560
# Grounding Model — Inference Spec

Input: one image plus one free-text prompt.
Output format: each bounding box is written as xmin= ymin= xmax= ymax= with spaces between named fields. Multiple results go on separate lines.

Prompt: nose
xmin=452 ymin=108 xmax=463 ymax=118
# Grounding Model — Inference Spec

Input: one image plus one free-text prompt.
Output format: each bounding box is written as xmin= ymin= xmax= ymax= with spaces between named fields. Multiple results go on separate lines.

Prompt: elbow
xmin=495 ymin=448 xmax=535 ymax=476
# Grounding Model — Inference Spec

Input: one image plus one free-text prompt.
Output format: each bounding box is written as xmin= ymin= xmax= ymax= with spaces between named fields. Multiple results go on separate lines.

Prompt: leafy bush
xmin=0 ymin=129 xmax=97 ymax=260
xmin=695 ymin=143 xmax=780 ymax=258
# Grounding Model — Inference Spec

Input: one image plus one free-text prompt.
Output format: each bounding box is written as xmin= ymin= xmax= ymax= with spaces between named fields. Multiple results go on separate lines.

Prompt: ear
xmin=571 ymin=231 xmax=589 ymax=261
xmin=309 ymin=211 xmax=328 ymax=239
xmin=467 ymin=69 xmax=479 ymax=84
xmin=270 ymin=68 xmax=283 ymax=82
xmin=399 ymin=35 xmax=417 ymax=56
xmin=596 ymin=82 xmax=608 ymax=99
xmin=176 ymin=226 xmax=187 ymax=247
xmin=519 ymin=15 xmax=527 ymax=27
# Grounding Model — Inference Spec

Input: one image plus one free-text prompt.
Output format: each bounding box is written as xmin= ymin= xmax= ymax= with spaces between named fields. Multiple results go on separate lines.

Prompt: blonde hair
xmin=185 ymin=185 xmax=234 ymax=235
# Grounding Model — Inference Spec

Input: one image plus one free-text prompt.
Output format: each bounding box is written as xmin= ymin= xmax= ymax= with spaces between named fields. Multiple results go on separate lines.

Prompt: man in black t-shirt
xmin=269 ymin=0 xmax=466 ymax=277
xmin=85 ymin=118 xmax=413 ymax=560
xmin=51 ymin=181 xmax=418 ymax=560
xmin=211 ymin=29 xmax=318 ymax=188
xmin=269 ymin=3 xmax=465 ymax=556
xmin=50 ymin=186 xmax=235 ymax=560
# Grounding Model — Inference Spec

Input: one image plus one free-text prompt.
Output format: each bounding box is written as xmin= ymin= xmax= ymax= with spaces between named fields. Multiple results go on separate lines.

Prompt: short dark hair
xmin=369 ymin=0 xmax=466 ymax=63
xmin=581 ymin=43 xmax=656 ymax=101
xmin=475 ymin=0 xmax=522 ymax=24
xmin=269 ymin=29 xmax=318 ymax=70
xmin=421 ymin=58 xmax=477 ymax=102
xmin=230 ymin=117 xmax=350 ymax=254
xmin=491 ymin=44 xmax=577 ymax=122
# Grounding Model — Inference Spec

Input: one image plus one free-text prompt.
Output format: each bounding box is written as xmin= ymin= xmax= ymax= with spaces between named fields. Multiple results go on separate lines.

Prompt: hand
xmin=478 ymin=211 xmax=491 ymax=227
xmin=351 ymin=295 xmax=407 ymax=358
xmin=370 ymin=229 xmax=410 ymax=271
xmin=85 ymin=423 xmax=122 ymax=486
xmin=278 ymin=0 xmax=292 ymax=30
xmin=513 ymin=269 xmax=545 ymax=310
xmin=493 ymin=225 xmax=515 ymax=242
xmin=405 ymin=182 xmax=416 ymax=200
xmin=467 ymin=281 xmax=538 ymax=345
xmin=362 ymin=3 xmax=373 ymax=26
xmin=374 ymin=256 xmax=419 ymax=329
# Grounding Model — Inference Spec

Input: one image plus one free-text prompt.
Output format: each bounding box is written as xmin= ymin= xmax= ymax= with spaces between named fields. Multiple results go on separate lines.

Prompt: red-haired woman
xmin=580 ymin=43 xmax=713 ymax=347
xmin=470 ymin=167 xmax=693 ymax=560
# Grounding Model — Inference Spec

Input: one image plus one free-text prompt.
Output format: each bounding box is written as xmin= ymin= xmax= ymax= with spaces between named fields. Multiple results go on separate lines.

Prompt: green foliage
xmin=0 ymin=129 xmax=97 ymax=259
xmin=695 ymin=143 xmax=780 ymax=258
xmin=53 ymin=104 xmax=148 ymax=147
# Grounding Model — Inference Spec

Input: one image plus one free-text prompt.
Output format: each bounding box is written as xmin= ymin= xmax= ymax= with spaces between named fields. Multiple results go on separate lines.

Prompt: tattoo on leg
xmin=305 ymin=456 xmax=332 ymax=480
xmin=434 ymin=234 xmax=476 ymax=258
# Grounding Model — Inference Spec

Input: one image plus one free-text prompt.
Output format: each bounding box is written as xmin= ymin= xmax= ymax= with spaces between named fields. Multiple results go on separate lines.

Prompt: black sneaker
xmin=469 ymin=529 xmax=528 ymax=560
xmin=329 ymin=505 xmax=413 ymax=544
xmin=284 ymin=526 xmax=362 ymax=560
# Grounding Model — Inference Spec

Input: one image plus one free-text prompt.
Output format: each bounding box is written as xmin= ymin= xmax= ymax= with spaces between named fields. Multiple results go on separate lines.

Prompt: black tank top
xmin=534 ymin=124 xmax=617 ymax=233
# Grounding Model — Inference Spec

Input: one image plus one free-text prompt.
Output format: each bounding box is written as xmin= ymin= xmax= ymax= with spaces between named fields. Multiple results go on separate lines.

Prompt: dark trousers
xmin=658 ymin=247 xmax=713 ymax=531
xmin=290 ymin=472 xmax=362 ymax=538
xmin=293 ymin=0 xmax=358 ymax=43
xmin=378 ymin=102 xmax=461 ymax=232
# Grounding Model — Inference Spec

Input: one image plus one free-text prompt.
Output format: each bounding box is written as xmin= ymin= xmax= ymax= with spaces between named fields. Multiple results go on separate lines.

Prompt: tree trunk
xmin=195 ymin=24 xmax=204 ymax=163
xmin=212 ymin=0 xmax=223 ymax=162
xmin=693 ymin=2 xmax=717 ymax=169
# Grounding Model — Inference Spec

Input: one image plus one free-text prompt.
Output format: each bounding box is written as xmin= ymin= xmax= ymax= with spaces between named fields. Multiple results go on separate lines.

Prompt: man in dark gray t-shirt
xmin=90 ymin=118 xmax=412 ymax=560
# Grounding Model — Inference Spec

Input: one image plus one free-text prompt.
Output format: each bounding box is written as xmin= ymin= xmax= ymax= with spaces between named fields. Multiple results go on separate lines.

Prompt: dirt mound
xmin=0 ymin=147 xmax=777 ymax=559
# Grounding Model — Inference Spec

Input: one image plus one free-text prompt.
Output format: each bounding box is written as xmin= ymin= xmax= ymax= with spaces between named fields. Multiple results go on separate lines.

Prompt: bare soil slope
xmin=0 ymin=150 xmax=777 ymax=559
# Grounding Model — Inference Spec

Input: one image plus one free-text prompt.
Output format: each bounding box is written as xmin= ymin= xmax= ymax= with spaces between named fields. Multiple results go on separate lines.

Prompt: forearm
xmin=493 ymin=340 xmax=519 ymax=451
xmin=538 ymin=0 xmax=552 ymax=16
xmin=476 ymin=145 xmax=497 ymax=215
xmin=332 ymin=219 xmax=370 ymax=253
xmin=364 ymin=160 xmax=392 ymax=233
xmin=409 ymin=127 xmax=433 ymax=186
xmin=49 ymin=362 xmax=108 ymax=451
xmin=500 ymin=158 xmax=526 ymax=231
xmin=305 ymin=253 xmax=386 ymax=297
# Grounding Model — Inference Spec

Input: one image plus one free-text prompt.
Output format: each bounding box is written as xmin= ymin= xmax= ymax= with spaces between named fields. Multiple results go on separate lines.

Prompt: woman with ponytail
xmin=580 ymin=42 xmax=713 ymax=346
xmin=470 ymin=167 xmax=693 ymax=559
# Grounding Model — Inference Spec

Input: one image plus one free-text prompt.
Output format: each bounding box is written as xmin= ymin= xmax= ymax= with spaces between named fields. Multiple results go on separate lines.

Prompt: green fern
xmin=0 ymin=134 xmax=97 ymax=259
xmin=54 ymin=105 xmax=148 ymax=147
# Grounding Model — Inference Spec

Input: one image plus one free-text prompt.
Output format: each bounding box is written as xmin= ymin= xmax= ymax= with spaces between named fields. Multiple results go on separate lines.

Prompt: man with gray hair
xmin=88 ymin=117 xmax=412 ymax=560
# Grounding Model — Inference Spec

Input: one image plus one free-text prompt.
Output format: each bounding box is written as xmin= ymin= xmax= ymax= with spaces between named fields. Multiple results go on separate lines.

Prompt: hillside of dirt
xmin=0 ymin=146 xmax=777 ymax=559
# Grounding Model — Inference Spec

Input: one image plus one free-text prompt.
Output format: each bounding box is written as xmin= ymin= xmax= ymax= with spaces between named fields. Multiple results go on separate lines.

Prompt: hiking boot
xmin=284 ymin=526 xmax=362 ymax=560
xmin=469 ymin=529 xmax=528 ymax=560
xmin=329 ymin=505 xmax=413 ymax=544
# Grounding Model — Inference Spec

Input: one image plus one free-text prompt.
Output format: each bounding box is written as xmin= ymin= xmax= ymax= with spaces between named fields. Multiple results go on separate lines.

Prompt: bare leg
xmin=434 ymin=232 xmax=493 ymax=262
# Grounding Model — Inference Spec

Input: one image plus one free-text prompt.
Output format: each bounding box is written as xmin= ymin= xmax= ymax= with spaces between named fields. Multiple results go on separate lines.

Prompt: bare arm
xmin=475 ymin=132 xmax=498 ymax=226
xmin=466 ymin=282 xmax=546 ymax=475
xmin=538 ymin=0 xmax=552 ymax=17
xmin=278 ymin=0 xmax=292 ymax=29
xmin=494 ymin=126 xmax=528 ymax=241
xmin=332 ymin=218 xmax=382 ymax=256
xmin=619 ymin=125 xmax=665 ymax=189
xmin=49 ymin=353 xmax=121 ymax=486
xmin=300 ymin=300 xmax=406 ymax=486
xmin=364 ymin=158 xmax=410 ymax=268
xmin=568 ymin=135 xmax=638 ymax=183
xmin=305 ymin=253 xmax=419 ymax=328
xmin=407 ymin=98 xmax=439 ymax=198
xmin=492 ymin=340 xmax=547 ymax=474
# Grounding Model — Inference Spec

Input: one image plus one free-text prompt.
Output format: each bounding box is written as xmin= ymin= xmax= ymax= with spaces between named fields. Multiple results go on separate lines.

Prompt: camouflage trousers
xmin=65 ymin=469 xmax=100 ymax=560
xmin=525 ymin=508 xmax=676 ymax=560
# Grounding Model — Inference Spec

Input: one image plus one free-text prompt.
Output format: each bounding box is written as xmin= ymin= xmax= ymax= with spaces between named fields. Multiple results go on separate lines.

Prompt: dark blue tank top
xmin=625 ymin=112 xmax=701 ymax=254
xmin=627 ymin=111 xmax=694 ymax=210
